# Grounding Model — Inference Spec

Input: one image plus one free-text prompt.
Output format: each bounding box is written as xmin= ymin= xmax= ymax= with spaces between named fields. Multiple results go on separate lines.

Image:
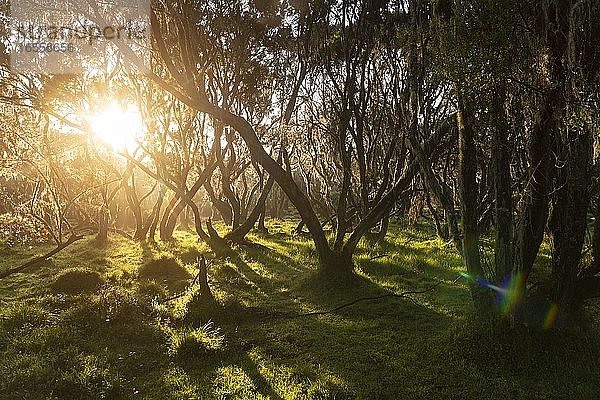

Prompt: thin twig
xmin=163 ymin=271 xmax=202 ymax=302
xmin=292 ymin=278 xmax=454 ymax=318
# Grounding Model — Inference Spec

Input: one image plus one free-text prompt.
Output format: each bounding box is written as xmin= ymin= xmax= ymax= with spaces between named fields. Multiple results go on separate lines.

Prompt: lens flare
xmin=457 ymin=271 xmax=559 ymax=329
xmin=543 ymin=304 xmax=559 ymax=330
xmin=497 ymin=272 xmax=525 ymax=315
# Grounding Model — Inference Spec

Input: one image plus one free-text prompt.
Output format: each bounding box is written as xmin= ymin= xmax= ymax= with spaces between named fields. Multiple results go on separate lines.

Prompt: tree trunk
xmin=374 ymin=209 xmax=390 ymax=242
xmin=159 ymin=195 xmax=179 ymax=240
xmin=457 ymin=87 xmax=493 ymax=315
xmin=198 ymin=256 xmax=214 ymax=301
xmin=147 ymin=188 xmax=164 ymax=241
xmin=294 ymin=220 xmax=305 ymax=234
xmin=162 ymin=160 xmax=219 ymax=239
xmin=95 ymin=206 xmax=108 ymax=244
xmin=163 ymin=200 xmax=185 ymax=238
xmin=226 ymin=174 xmax=275 ymax=243
xmin=320 ymin=248 xmax=354 ymax=280
xmin=516 ymin=0 xmax=570 ymax=286
xmin=591 ymin=200 xmax=600 ymax=276
xmin=550 ymin=127 xmax=591 ymax=315
xmin=257 ymin=206 xmax=267 ymax=233
xmin=589 ymin=141 xmax=600 ymax=277
xmin=425 ymin=190 xmax=448 ymax=241
xmin=204 ymin=179 xmax=233 ymax=225
xmin=515 ymin=93 xmax=557 ymax=289
xmin=179 ymin=207 xmax=191 ymax=231
xmin=492 ymin=84 xmax=514 ymax=284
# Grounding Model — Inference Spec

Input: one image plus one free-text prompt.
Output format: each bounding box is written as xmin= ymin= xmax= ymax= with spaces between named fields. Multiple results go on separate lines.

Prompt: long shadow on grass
xmin=182 ymin=230 xmax=600 ymax=398
xmin=178 ymin=230 xmax=498 ymax=397
xmin=183 ymin=257 xmax=456 ymax=395
xmin=356 ymin=236 xmax=462 ymax=278
xmin=218 ymin=280 xmax=452 ymax=398
xmin=175 ymin=349 xmax=285 ymax=400
xmin=236 ymin=352 xmax=285 ymax=400
xmin=205 ymin=234 xmax=463 ymax=323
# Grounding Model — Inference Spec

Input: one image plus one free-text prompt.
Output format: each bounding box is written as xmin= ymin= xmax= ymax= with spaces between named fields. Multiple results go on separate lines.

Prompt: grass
xmin=0 ymin=219 xmax=599 ymax=399
xmin=50 ymin=268 xmax=105 ymax=294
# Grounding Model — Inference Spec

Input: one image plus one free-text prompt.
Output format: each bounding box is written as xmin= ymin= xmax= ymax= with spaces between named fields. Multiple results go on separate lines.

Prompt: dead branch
xmin=0 ymin=234 xmax=85 ymax=279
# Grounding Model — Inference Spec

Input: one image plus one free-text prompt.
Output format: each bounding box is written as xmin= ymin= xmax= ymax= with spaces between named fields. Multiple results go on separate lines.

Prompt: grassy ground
xmin=1 ymin=220 xmax=599 ymax=399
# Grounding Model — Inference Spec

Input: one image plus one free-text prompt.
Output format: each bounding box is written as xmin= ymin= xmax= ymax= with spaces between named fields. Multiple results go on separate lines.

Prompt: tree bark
xmin=550 ymin=126 xmax=592 ymax=314
xmin=147 ymin=187 xmax=164 ymax=241
xmin=516 ymin=90 xmax=559 ymax=284
xmin=162 ymin=160 xmax=218 ymax=239
xmin=95 ymin=206 xmax=108 ymax=244
xmin=457 ymin=87 xmax=493 ymax=315
xmin=226 ymin=174 xmax=275 ymax=243
xmin=159 ymin=195 xmax=179 ymax=240
xmin=198 ymin=256 xmax=214 ymax=301
xmin=492 ymin=84 xmax=514 ymax=284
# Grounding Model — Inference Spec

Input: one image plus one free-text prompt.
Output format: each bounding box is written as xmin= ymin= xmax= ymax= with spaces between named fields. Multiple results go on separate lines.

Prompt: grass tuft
xmin=138 ymin=256 xmax=190 ymax=281
xmin=0 ymin=303 xmax=53 ymax=333
xmin=50 ymin=268 xmax=105 ymax=295
xmin=167 ymin=322 xmax=225 ymax=359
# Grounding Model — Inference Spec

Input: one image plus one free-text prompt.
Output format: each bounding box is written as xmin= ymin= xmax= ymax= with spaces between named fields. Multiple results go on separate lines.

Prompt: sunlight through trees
xmin=1 ymin=0 xmax=600 ymax=397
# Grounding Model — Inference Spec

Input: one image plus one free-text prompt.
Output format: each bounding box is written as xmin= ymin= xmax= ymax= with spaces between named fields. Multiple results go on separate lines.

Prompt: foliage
xmin=0 ymin=213 xmax=50 ymax=246
xmin=0 ymin=0 xmax=600 ymax=396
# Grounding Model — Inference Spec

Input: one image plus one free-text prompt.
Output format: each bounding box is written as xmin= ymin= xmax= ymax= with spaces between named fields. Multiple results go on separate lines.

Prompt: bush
xmin=50 ymin=268 xmax=104 ymax=295
xmin=138 ymin=256 xmax=190 ymax=281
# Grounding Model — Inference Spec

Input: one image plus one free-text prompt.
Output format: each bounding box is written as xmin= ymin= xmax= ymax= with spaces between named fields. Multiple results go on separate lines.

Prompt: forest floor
xmin=1 ymin=220 xmax=599 ymax=399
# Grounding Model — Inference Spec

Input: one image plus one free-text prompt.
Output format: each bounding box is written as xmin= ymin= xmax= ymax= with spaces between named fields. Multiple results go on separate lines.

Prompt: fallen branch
xmin=0 ymin=234 xmax=85 ymax=279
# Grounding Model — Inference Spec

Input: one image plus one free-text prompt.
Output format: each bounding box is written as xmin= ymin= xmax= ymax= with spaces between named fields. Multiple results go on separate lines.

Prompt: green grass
xmin=1 ymin=219 xmax=599 ymax=399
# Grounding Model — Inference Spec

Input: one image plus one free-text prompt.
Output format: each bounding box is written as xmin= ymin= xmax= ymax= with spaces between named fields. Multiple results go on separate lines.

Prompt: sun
xmin=88 ymin=104 xmax=145 ymax=153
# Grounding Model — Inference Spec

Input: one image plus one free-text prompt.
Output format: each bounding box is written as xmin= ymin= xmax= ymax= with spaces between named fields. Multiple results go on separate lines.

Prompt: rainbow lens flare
xmin=458 ymin=271 xmax=560 ymax=330
xmin=497 ymin=272 xmax=525 ymax=315
xmin=543 ymin=304 xmax=559 ymax=330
